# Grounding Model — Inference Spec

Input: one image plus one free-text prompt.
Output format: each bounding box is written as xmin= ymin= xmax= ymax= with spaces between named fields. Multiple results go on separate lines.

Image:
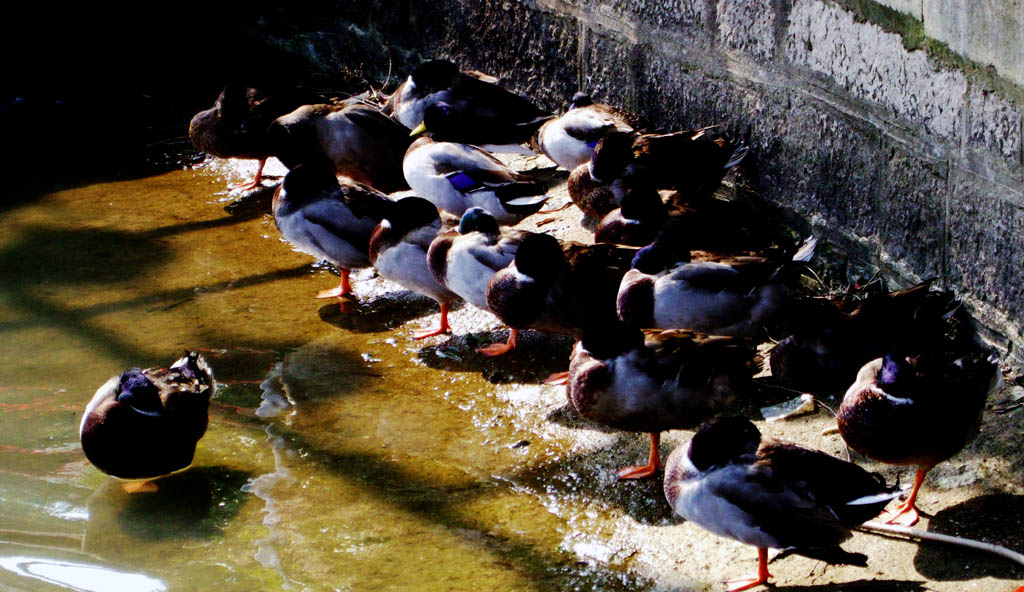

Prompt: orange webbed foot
xmin=882 ymin=500 xmax=921 ymax=526
xmin=543 ymin=371 xmax=569 ymax=385
xmin=477 ymin=342 xmax=515 ymax=356
xmin=413 ymin=325 xmax=450 ymax=339
xmin=724 ymin=574 xmax=770 ymax=592
xmin=122 ymin=480 xmax=159 ymax=494
xmin=616 ymin=463 xmax=660 ymax=480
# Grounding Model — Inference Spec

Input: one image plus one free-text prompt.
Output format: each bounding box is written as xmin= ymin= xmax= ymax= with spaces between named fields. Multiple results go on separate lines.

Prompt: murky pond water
xmin=0 ymin=154 xmax=671 ymax=592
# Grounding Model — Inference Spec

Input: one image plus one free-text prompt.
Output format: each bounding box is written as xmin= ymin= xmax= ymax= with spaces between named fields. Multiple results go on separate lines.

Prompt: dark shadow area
xmin=83 ymin=466 xmax=252 ymax=547
xmin=416 ymin=329 xmax=574 ymax=384
xmin=318 ymin=290 xmax=442 ymax=333
xmin=912 ymin=493 xmax=1024 ymax=581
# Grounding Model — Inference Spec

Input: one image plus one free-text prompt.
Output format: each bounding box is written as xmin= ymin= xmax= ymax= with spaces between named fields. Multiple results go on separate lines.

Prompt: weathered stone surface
xmin=876 ymin=0 xmax=924 ymax=20
xmin=876 ymin=147 xmax=947 ymax=282
xmin=923 ymin=0 xmax=1024 ymax=88
xmin=717 ymin=0 xmax=776 ymax=60
xmin=785 ymin=0 xmax=968 ymax=142
xmin=967 ymin=86 xmax=1023 ymax=175
xmin=947 ymin=168 xmax=1024 ymax=330
xmin=581 ymin=0 xmax=707 ymax=33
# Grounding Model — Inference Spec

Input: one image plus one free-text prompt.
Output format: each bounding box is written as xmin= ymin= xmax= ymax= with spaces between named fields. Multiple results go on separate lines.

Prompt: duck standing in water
xmin=403 ymin=136 xmax=549 ymax=224
xmin=369 ymin=196 xmax=460 ymax=338
xmin=80 ymin=351 xmax=215 ymax=490
xmin=664 ymin=417 xmax=898 ymax=591
xmin=273 ymin=159 xmax=396 ymax=302
xmin=427 ymin=207 xmax=528 ymax=355
xmin=568 ymin=324 xmax=758 ymax=479
xmin=269 ymin=101 xmax=413 ymax=193
xmin=189 ymin=85 xmax=324 ymax=192
xmin=837 ymin=350 xmax=1001 ymax=525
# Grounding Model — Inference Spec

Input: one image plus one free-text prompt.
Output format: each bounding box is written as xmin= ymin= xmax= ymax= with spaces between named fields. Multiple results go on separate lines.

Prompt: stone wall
xmin=260 ymin=0 xmax=1024 ymax=363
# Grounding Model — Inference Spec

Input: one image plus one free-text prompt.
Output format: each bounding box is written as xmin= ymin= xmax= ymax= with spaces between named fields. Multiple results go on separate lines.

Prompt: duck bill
xmin=409 ymin=121 xmax=428 ymax=136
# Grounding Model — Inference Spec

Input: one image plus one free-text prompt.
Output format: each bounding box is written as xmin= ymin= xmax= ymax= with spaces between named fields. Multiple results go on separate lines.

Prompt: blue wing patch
xmin=446 ymin=171 xmax=480 ymax=193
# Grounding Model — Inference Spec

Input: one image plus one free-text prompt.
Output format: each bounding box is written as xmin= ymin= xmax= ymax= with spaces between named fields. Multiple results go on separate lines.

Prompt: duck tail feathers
xmin=791 ymin=236 xmax=817 ymax=263
xmin=724 ymin=143 xmax=749 ymax=170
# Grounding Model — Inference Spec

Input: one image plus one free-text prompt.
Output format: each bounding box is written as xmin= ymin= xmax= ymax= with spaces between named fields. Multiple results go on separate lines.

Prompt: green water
xmin=0 ymin=156 xmax=668 ymax=592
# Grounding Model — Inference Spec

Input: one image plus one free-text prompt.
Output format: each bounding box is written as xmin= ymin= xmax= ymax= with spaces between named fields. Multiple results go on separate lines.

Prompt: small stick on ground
xmin=858 ymin=521 xmax=1024 ymax=567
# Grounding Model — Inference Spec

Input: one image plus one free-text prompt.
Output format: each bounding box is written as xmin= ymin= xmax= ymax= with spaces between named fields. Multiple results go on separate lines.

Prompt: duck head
xmin=458 ymin=207 xmax=500 ymax=236
xmin=687 ymin=417 xmax=761 ymax=472
xmin=589 ymin=131 xmax=635 ymax=183
xmin=116 ymin=369 xmax=162 ymax=415
xmin=514 ymin=233 xmax=565 ymax=284
xmin=410 ymin=59 xmax=460 ymax=91
xmin=410 ymin=101 xmax=460 ymax=137
xmin=569 ymin=92 xmax=594 ymax=109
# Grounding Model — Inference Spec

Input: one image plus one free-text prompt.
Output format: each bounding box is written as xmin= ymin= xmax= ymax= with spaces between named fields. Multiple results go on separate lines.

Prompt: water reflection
xmin=0 ymin=555 xmax=166 ymax=592
xmin=83 ymin=467 xmax=250 ymax=547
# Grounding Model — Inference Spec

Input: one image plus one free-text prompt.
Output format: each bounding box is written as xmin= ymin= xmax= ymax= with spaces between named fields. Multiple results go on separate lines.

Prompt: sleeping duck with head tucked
xmin=427 ymin=207 xmax=528 ymax=355
xmin=568 ymin=323 xmax=759 ymax=479
xmin=387 ymin=58 xmax=550 ymax=151
xmin=617 ymin=237 xmax=816 ymax=336
xmin=403 ymin=135 xmax=549 ymax=225
xmin=80 ymin=351 xmax=215 ymax=489
xmin=837 ymin=349 xmax=1001 ymax=526
xmin=664 ymin=417 xmax=898 ymax=591
xmin=533 ymin=92 xmax=648 ymax=170
xmin=273 ymin=159 xmax=396 ymax=302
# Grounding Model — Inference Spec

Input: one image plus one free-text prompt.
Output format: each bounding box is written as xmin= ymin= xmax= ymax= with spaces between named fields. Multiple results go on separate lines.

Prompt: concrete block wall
xmin=259 ymin=0 xmax=1024 ymax=362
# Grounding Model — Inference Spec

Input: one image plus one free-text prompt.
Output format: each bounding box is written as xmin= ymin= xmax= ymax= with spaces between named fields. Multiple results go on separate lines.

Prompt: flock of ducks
xmin=78 ymin=59 xmax=1006 ymax=590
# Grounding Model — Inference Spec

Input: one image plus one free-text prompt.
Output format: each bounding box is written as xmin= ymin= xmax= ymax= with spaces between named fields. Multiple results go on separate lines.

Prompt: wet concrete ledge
xmin=256 ymin=0 xmax=1024 ymax=365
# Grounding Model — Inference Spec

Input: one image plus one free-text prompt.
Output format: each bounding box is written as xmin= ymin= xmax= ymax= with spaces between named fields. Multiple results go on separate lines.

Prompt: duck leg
xmin=724 ymin=547 xmax=772 ymax=592
xmin=617 ymin=432 xmax=663 ymax=479
xmin=228 ymin=158 xmax=268 ymax=192
xmin=884 ymin=465 xmax=930 ymax=526
xmin=477 ymin=328 xmax=518 ymax=357
xmin=413 ymin=302 xmax=452 ymax=339
xmin=122 ymin=480 xmax=159 ymax=494
xmin=542 ymin=371 xmax=569 ymax=385
xmin=317 ymin=269 xmax=353 ymax=300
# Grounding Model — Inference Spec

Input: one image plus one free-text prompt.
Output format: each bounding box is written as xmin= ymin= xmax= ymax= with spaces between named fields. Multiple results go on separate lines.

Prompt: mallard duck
xmin=664 ymin=417 xmax=898 ymax=591
xmin=80 ymin=351 xmax=215 ymax=483
xmin=403 ymin=136 xmax=549 ymax=224
xmin=273 ymin=159 xmax=396 ymax=301
xmin=837 ymin=350 xmax=1001 ymax=526
xmin=368 ymin=196 xmax=459 ymax=338
xmin=594 ymin=175 xmax=778 ymax=251
xmin=770 ymin=280 xmax=959 ymax=395
xmin=532 ymin=92 xmax=647 ymax=170
xmin=386 ymin=59 xmax=549 ymax=150
xmin=486 ymin=233 xmax=637 ymax=346
xmin=427 ymin=207 xmax=528 ymax=356
xmin=590 ymin=127 xmax=748 ymax=201
xmin=188 ymin=85 xmax=323 ymax=192
xmin=268 ymin=101 xmax=412 ymax=193
xmin=616 ymin=237 xmax=816 ymax=336
xmin=568 ymin=324 xmax=758 ymax=479
xmin=566 ymin=163 xmax=624 ymax=219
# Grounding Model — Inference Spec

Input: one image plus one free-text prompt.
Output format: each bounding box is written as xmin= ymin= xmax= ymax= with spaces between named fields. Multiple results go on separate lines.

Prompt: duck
xmin=616 ymin=237 xmax=816 ymax=336
xmin=664 ymin=417 xmax=898 ymax=591
xmin=273 ymin=159 xmax=396 ymax=301
xmin=593 ymin=175 xmax=779 ymax=251
xmin=590 ymin=127 xmax=748 ymax=202
xmin=403 ymin=135 xmax=549 ymax=224
xmin=427 ymin=207 xmax=529 ymax=356
xmin=568 ymin=324 xmax=759 ymax=479
xmin=189 ymin=85 xmax=324 ymax=192
xmin=268 ymin=101 xmax=412 ymax=193
xmin=369 ymin=196 xmax=460 ymax=338
xmin=80 ymin=351 xmax=215 ymax=484
xmin=769 ymin=280 xmax=960 ymax=395
xmin=486 ymin=232 xmax=638 ymax=350
xmin=566 ymin=162 xmax=624 ymax=219
xmin=532 ymin=92 xmax=648 ymax=170
xmin=386 ymin=58 xmax=550 ymax=150
xmin=837 ymin=350 xmax=1001 ymax=526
